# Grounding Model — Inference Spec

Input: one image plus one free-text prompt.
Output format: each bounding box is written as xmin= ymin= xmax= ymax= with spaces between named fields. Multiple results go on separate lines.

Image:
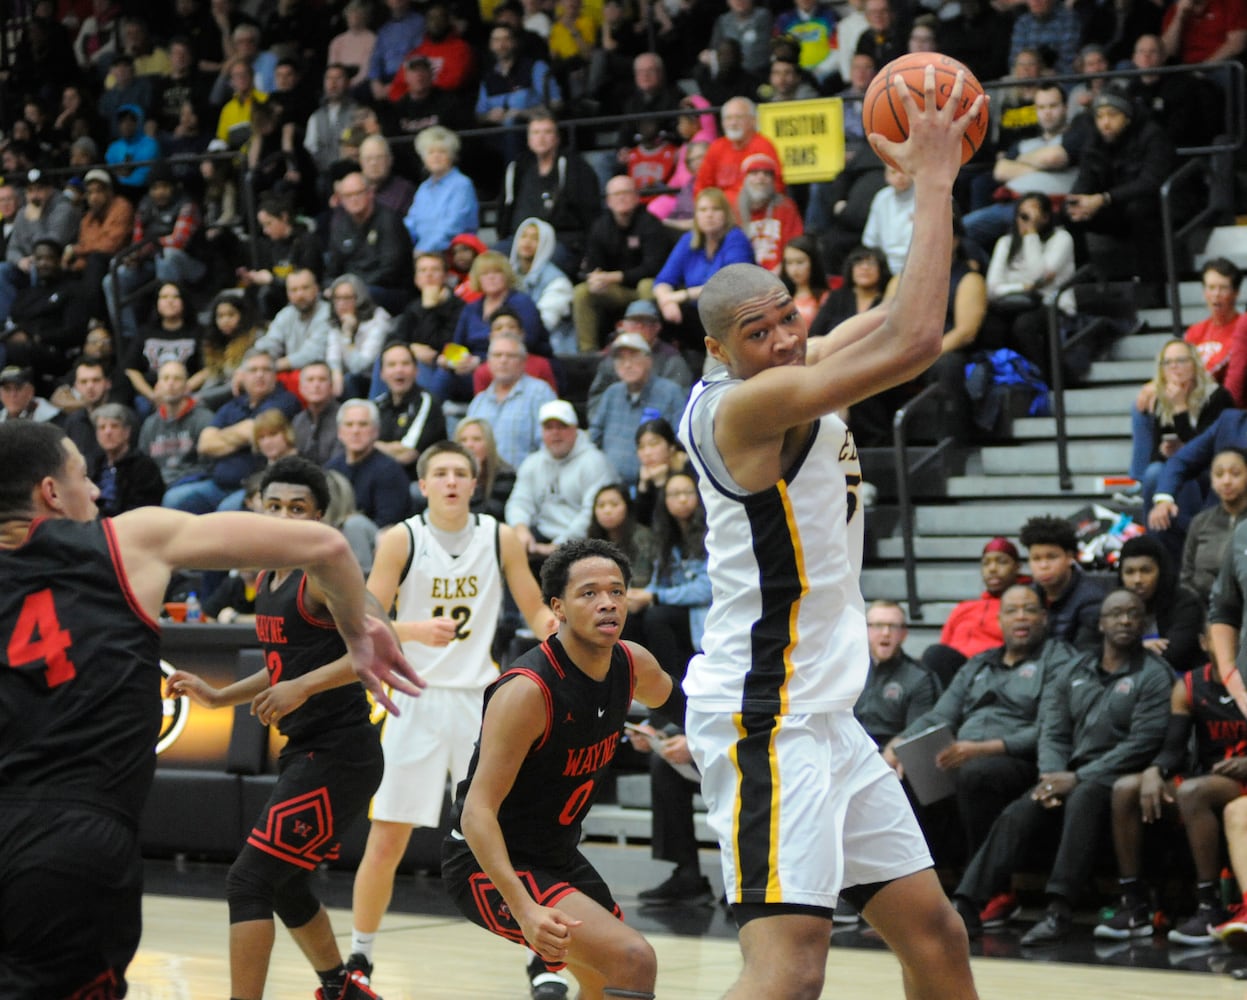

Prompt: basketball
xmin=861 ymin=52 xmax=988 ymax=172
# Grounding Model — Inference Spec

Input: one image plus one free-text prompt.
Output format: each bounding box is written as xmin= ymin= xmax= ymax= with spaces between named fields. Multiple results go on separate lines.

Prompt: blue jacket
xmin=651 ymin=549 xmax=711 ymax=650
xmin=655 ymin=227 xmax=754 ymax=290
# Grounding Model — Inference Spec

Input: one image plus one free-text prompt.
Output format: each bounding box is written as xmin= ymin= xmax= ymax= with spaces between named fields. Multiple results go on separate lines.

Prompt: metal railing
xmin=892 ymin=383 xmax=951 ymax=622
xmin=1046 ymin=264 xmax=1099 ymax=492
xmin=1161 ymin=156 xmax=1215 ymax=335
xmin=105 ymin=235 xmax=163 ymax=341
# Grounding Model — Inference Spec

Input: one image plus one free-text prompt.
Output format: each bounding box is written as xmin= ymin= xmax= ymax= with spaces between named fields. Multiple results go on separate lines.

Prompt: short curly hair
xmin=1019 ymin=515 xmax=1077 ymax=554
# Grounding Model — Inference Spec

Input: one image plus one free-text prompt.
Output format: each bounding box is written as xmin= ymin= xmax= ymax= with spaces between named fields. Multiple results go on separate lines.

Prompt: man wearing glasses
xmin=854 ymin=600 xmax=941 ymax=751
xmin=950 ymin=588 xmax=1171 ymax=945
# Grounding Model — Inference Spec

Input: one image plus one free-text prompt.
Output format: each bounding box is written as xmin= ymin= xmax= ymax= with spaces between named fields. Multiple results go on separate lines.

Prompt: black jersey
xmin=1187 ymin=663 xmax=1247 ymax=771
xmin=0 ymin=517 xmax=161 ymax=826
xmin=452 ymin=636 xmax=636 ymax=867
xmin=254 ymin=569 xmax=371 ymax=748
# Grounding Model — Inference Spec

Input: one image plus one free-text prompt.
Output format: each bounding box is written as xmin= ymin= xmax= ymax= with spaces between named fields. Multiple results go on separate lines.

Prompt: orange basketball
xmin=861 ymin=52 xmax=988 ymax=172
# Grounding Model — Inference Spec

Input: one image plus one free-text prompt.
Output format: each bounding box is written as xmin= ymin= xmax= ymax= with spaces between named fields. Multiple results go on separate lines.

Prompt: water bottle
xmin=185 ymin=592 xmax=202 ymax=623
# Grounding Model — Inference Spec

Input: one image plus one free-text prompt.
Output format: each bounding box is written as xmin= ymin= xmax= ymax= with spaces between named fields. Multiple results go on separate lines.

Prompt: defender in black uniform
xmin=168 ymin=457 xmax=395 ymax=1000
xmin=1095 ymin=656 xmax=1247 ymax=944
xmin=0 ymin=424 xmax=415 ymax=1000
xmin=442 ymin=539 xmax=683 ymax=1000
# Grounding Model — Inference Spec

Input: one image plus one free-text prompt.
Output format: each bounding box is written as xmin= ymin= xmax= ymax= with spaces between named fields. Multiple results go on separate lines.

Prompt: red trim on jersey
xmin=102 ymin=518 xmax=160 ymax=633
xmin=296 ymin=574 xmax=336 ymax=630
xmin=620 ymin=641 xmax=637 ymax=702
xmin=539 ymin=640 xmax=566 ymax=679
xmin=506 ymin=667 xmax=553 ymax=754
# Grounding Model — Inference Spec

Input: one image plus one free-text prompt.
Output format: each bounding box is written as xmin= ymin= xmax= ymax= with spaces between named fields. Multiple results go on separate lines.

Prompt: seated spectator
xmin=632 ymin=417 xmax=691 ymax=527
xmin=587 ymin=483 xmax=655 ymax=586
xmin=163 ymin=349 xmax=301 ymax=513
xmin=861 ymin=164 xmax=915 ymax=276
xmin=204 ymin=569 xmax=260 ymax=624
xmin=951 ymin=589 xmax=1172 ymax=943
xmin=455 ymin=417 xmax=517 ymax=521
xmin=107 ymin=163 xmax=207 ymax=340
xmin=292 ymin=361 xmax=341 ymax=466
xmin=1160 ymin=0 xmax=1246 ymax=66
xmin=980 ymin=194 xmax=1076 ymax=378
xmin=589 ymin=334 xmax=688 ymax=490
xmin=854 ymin=600 xmax=942 ymax=750
xmin=1131 ymin=338 xmax=1233 ymax=518
xmin=885 ymin=586 xmax=1073 ymax=889
xmin=1095 ymin=650 xmax=1247 ymax=944
xmin=236 ymin=192 xmax=323 ymax=319
xmin=104 ymin=105 xmax=161 ymax=193
xmin=509 ymin=217 xmax=576 ymax=353
xmin=49 ymin=323 xmax=125 ymax=413
xmin=254 ymin=268 xmax=334 ymax=378
xmin=90 ymin=403 xmax=165 ymax=516
xmin=853 ymin=0 xmax=904 ymax=72
xmin=475 ymin=23 xmax=563 ymax=161
xmin=1119 ymin=533 xmax=1205 ymax=674
xmin=1066 ymin=87 xmax=1175 ymax=284
xmin=139 ymin=360 xmax=214 ymax=489
xmin=390 ymin=52 xmax=473 ymax=148
xmin=448 ymin=233 xmax=487 ymax=303
xmin=124 ymin=282 xmax=204 ymax=411
xmin=215 ymin=59 xmax=267 ymax=148
xmin=326 ymin=274 xmax=394 ymax=399
xmin=325 ymin=170 xmax=414 ymax=315
xmin=328 ymin=0 xmax=377 ymax=88
xmin=0 ymin=169 xmax=78 ymax=327
xmin=405 ymin=3 xmax=476 ymax=104
xmin=647 ymin=95 xmax=717 ymax=226
xmin=921 ymin=537 xmax=1026 ymax=688
xmin=694 ymin=97 xmax=782 ymax=204
xmin=779 ymin=235 xmax=830 ymax=331
xmin=4 ymin=240 xmax=91 ymax=389
xmin=0 ymin=365 xmax=59 ymax=423
xmin=1150 ymin=408 xmax=1247 ymax=542
xmin=573 ymin=174 xmax=670 ymax=352
xmin=992 ymin=47 xmax=1044 ymax=156
xmin=809 ymin=245 xmax=889 ymax=337
xmin=505 ymin=398 xmax=617 ymax=570
xmin=693 ymin=38 xmax=761 ymax=111
xmin=464 ymin=323 xmax=556 ymax=470
xmin=305 ymin=63 xmax=361 ymax=179
xmin=1126 ymin=33 xmax=1219 ymax=150
xmin=371 ymin=341 xmax=447 ymax=479
xmin=198 ymin=291 xmax=261 ymax=411
xmin=324 ymin=466 xmax=381 ymax=573
xmin=243 ymin=102 xmax=317 ymax=217
xmin=1179 ymin=258 xmax=1246 ymax=400
xmin=325 ymin=398 xmax=413 ymax=528
xmin=403 ymin=126 xmax=478 ymax=254
xmin=653 ymin=187 xmax=754 ymax=357
xmin=706 ymin=0 xmax=773 ymax=77
xmin=546 ymin=0 xmax=598 ymax=107
xmin=389 ymin=250 xmax=465 ymax=401
xmin=1182 ymin=448 xmax=1247 ymax=606
xmin=587 ymin=301 xmax=693 ymax=421
xmin=1021 ymin=514 xmax=1109 ymax=649
xmin=63 ymin=169 xmax=134 ymax=308
xmin=775 ymin=0 xmax=840 ymax=84
xmin=735 ymin=153 xmax=803 ymax=273
xmin=58 ymin=357 xmax=116 ymax=465
xmin=359 ymin=134 xmax=416 ymax=220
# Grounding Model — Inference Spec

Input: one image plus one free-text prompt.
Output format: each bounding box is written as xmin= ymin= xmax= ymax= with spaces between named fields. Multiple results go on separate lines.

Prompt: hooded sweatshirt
xmin=508 ymin=217 xmax=573 ymax=335
xmin=105 ymin=105 xmax=162 ymax=189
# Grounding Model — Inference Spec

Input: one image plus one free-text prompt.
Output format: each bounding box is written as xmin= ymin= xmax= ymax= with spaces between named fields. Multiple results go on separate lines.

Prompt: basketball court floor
xmin=127 ymin=846 xmax=1247 ymax=999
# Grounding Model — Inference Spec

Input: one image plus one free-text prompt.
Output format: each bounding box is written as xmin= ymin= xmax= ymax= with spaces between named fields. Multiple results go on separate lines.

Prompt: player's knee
xmin=273 ymin=879 xmax=321 ymax=929
xmin=896 ymin=900 xmax=971 ymax=972
xmin=602 ymin=934 xmax=657 ymax=988
xmin=226 ymin=857 xmax=276 ymax=924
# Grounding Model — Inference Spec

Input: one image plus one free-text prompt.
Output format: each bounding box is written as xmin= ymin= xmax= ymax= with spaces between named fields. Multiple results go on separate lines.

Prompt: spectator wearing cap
xmin=587 ymin=300 xmax=693 ymax=419
xmin=506 ymin=398 xmax=618 ymax=569
xmin=589 ymin=332 xmax=688 ymax=488
xmin=106 ymin=162 xmax=207 ymax=340
xmin=5 ymin=238 xmax=91 ymax=386
xmin=0 ymin=365 xmax=60 ymax=422
xmin=465 ymin=321 xmax=557 ymax=469
xmin=736 ymin=153 xmax=804 ymax=273
xmin=104 ymin=105 xmax=162 ymax=190
xmin=920 ymin=537 xmax=1027 ymax=687
xmin=573 ymin=174 xmax=670 ymax=352
xmin=0 ymin=171 xmax=78 ymax=328
xmin=389 ymin=53 xmax=470 ymax=144
xmin=64 ymin=170 xmax=134 ymax=310
xmin=90 ymin=403 xmax=164 ymax=517
xmin=1065 ymin=86 xmax=1175 ymax=284
xmin=694 ymin=97 xmax=784 ymax=203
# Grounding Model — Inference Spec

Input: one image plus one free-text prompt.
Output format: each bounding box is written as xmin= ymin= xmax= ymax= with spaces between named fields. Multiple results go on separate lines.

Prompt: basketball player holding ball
xmin=677 ymin=66 xmax=985 ymax=999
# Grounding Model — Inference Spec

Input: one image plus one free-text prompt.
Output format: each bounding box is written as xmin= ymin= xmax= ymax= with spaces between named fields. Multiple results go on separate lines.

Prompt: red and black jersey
xmin=1187 ymin=663 xmax=1247 ymax=770
xmin=0 ymin=517 xmax=161 ymax=827
xmin=254 ymin=569 xmax=371 ymax=749
xmin=452 ymin=636 xmax=636 ymax=867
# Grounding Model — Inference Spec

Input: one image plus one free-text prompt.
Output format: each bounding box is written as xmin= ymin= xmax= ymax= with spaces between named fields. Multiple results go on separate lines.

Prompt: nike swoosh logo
xmin=597 ymin=708 xmax=605 ymax=717
xmin=1222 ymin=695 xmax=1236 ymax=704
xmin=1072 ymin=679 xmax=1088 ymax=687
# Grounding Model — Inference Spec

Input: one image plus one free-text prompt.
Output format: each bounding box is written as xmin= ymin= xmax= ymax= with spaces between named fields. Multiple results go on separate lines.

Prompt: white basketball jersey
xmin=393 ymin=513 xmax=504 ymax=689
xmin=678 ymin=374 xmax=869 ymax=714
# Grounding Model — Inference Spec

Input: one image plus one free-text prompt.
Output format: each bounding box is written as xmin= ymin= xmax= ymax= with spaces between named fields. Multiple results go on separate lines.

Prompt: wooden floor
xmin=125 ymin=893 xmax=1246 ymax=1000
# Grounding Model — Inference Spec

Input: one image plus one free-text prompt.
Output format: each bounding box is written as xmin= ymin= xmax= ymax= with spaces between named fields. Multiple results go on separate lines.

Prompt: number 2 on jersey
xmin=7 ymin=589 xmax=77 ymax=688
xmin=431 ymin=604 xmax=472 ymax=640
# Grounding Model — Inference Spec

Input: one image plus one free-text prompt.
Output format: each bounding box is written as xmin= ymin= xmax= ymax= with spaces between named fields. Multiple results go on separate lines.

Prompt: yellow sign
xmin=756 ymin=98 xmax=845 ymax=184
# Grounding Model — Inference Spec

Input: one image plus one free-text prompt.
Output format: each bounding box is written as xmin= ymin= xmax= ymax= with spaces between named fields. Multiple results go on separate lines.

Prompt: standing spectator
xmin=325 ymin=171 xmax=414 ymax=314
xmin=139 ymin=360 xmax=214 ymax=489
xmin=326 ymin=274 xmax=394 ymax=398
xmin=854 ymin=600 xmax=942 ymax=750
xmin=1182 ymin=448 xmax=1247 ymax=606
xmin=496 ymin=113 xmax=599 ymax=276
xmin=254 ymin=268 xmax=334 ymax=376
xmin=0 ymin=170 xmax=78 ymax=327
xmin=369 ymin=0 xmax=427 ymax=102
xmin=292 ymin=361 xmax=342 ymax=466
xmin=1160 ymin=0 xmax=1247 ymax=65
xmin=371 ymin=342 xmax=447 ymax=478
xmin=505 ymin=399 xmax=617 ymax=568
xmin=403 ymin=126 xmax=479 ymax=253
xmin=694 ymin=97 xmax=784 ymax=203
xmin=588 ymin=333 xmax=688 ymax=489
xmin=951 ymin=589 xmax=1172 ymax=944
xmin=464 ymin=326 xmax=556 ymax=470
xmin=1009 ymin=0 xmax=1081 ymax=74
xmin=326 ymin=399 xmax=413 ymax=527
xmin=707 ymin=0 xmax=774 ymax=76
xmin=735 ymin=153 xmax=803 ymax=273
xmin=1021 ymin=514 xmax=1109 ymax=650
xmin=89 ymin=404 xmax=165 ymax=516
xmin=573 ymin=175 xmax=669 ymax=352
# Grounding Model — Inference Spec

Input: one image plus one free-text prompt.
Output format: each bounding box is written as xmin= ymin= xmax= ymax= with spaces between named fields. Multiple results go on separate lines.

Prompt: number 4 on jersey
xmin=7 ymin=589 xmax=77 ymax=688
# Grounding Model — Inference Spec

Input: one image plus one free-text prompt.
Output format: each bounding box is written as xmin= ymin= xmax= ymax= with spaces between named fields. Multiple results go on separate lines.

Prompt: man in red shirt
xmin=1161 ymin=0 xmax=1247 ymax=64
xmin=735 ymin=153 xmax=803 ymax=271
xmin=694 ymin=97 xmax=784 ymax=202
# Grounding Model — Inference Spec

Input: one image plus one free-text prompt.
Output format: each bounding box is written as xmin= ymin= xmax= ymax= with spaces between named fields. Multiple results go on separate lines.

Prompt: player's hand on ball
xmin=870 ymin=65 xmax=987 ymax=183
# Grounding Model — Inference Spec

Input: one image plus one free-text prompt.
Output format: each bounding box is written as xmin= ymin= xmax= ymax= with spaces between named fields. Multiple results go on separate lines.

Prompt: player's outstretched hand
xmin=166 ymin=669 xmax=221 ymax=709
xmin=520 ymin=903 xmax=582 ymax=965
xmin=351 ymin=614 xmax=427 ymax=715
xmin=868 ymin=65 xmax=988 ymax=186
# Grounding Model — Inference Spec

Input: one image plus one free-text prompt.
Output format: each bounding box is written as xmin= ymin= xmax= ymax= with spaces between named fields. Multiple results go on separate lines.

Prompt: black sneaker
xmin=1169 ymin=901 xmax=1229 ymax=946
xmin=344 ymin=953 xmax=373 ymax=985
xmin=952 ymin=896 xmax=983 ymax=941
xmin=527 ymin=953 xmax=569 ymax=1000
xmin=637 ymin=870 xmax=714 ymax=906
xmin=1021 ymin=907 xmax=1073 ymax=946
xmin=832 ymin=897 xmax=860 ymax=925
xmin=1093 ymin=898 xmax=1153 ymax=940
